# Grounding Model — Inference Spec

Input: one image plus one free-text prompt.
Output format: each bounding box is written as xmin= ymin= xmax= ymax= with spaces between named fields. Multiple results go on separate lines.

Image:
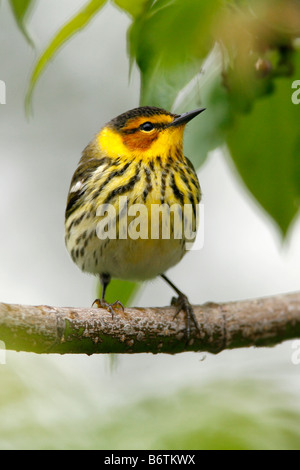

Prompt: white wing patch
xmin=70 ymin=180 xmax=84 ymax=193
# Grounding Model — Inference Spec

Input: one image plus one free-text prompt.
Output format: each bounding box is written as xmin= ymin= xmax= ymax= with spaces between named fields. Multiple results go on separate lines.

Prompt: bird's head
xmin=97 ymin=106 xmax=205 ymax=162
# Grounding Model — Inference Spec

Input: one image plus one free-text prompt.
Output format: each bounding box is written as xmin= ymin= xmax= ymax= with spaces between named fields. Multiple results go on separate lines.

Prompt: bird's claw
xmin=171 ymin=294 xmax=200 ymax=340
xmin=92 ymin=299 xmax=124 ymax=319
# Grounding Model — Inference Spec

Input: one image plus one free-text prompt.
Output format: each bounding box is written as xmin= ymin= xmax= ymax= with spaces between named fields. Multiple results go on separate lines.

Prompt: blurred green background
xmin=0 ymin=0 xmax=300 ymax=449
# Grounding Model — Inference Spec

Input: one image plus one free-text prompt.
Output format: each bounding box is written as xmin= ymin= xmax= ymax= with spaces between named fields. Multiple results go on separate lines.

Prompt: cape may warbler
xmin=65 ymin=106 xmax=205 ymax=337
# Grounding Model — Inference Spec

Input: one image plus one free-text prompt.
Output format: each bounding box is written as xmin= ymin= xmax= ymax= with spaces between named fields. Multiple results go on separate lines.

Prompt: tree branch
xmin=0 ymin=292 xmax=300 ymax=354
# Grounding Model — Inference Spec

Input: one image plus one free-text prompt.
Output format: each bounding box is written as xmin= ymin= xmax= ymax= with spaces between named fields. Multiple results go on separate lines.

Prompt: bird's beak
xmin=168 ymin=108 xmax=206 ymax=127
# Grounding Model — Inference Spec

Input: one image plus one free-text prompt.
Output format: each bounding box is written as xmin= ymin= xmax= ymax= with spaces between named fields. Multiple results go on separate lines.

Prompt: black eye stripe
xmin=140 ymin=121 xmax=154 ymax=132
xmin=122 ymin=122 xmax=167 ymax=134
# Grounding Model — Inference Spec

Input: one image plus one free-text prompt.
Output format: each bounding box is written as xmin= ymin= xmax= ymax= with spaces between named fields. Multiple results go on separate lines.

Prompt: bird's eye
xmin=140 ymin=122 xmax=154 ymax=132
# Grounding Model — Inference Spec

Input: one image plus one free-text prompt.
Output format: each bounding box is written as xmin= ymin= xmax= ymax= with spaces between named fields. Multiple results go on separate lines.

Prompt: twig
xmin=0 ymin=292 xmax=300 ymax=354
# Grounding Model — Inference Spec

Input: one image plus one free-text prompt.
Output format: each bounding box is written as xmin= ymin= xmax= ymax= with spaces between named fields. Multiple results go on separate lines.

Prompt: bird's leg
xmin=161 ymin=273 xmax=200 ymax=339
xmin=92 ymin=273 xmax=124 ymax=319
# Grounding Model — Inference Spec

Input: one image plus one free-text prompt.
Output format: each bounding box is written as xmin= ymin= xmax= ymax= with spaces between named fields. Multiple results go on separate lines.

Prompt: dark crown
xmin=108 ymin=106 xmax=175 ymax=131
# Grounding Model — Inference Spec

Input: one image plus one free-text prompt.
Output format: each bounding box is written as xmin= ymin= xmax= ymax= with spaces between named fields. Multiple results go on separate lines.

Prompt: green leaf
xmin=25 ymin=0 xmax=107 ymax=112
xmin=129 ymin=0 xmax=224 ymax=109
xmin=227 ymin=49 xmax=300 ymax=236
xmin=99 ymin=279 xmax=140 ymax=307
xmin=112 ymin=0 xmax=151 ymax=18
xmin=9 ymin=0 xmax=35 ymax=46
xmin=175 ymin=48 xmax=234 ymax=169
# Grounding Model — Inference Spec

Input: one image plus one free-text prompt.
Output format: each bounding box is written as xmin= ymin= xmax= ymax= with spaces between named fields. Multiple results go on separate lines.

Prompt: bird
xmin=65 ymin=106 xmax=205 ymax=338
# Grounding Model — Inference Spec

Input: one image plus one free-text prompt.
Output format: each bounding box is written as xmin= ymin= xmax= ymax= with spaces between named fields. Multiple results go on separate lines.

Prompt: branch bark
xmin=0 ymin=292 xmax=300 ymax=355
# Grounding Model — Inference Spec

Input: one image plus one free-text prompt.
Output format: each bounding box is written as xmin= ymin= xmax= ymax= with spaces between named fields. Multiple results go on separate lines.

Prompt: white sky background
xmin=1 ymin=0 xmax=300 ymax=431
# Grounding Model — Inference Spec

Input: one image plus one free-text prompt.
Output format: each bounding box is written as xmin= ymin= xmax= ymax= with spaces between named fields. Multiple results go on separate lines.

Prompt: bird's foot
xmin=92 ymin=299 xmax=124 ymax=319
xmin=171 ymin=293 xmax=200 ymax=340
